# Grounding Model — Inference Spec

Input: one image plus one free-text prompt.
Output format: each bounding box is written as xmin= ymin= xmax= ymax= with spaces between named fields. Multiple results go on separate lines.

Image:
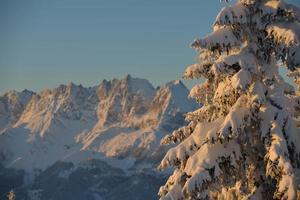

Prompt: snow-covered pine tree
xmin=158 ymin=0 xmax=300 ymax=199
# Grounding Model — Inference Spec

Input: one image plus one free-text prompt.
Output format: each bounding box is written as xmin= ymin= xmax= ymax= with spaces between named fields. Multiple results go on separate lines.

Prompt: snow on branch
xmin=182 ymin=140 xmax=241 ymax=195
xmin=211 ymin=48 xmax=258 ymax=76
xmin=159 ymin=119 xmax=224 ymax=170
xmin=238 ymin=0 xmax=258 ymax=5
xmin=231 ymin=69 xmax=252 ymax=90
xmin=183 ymin=63 xmax=212 ymax=79
xmin=267 ymin=23 xmax=300 ymax=46
xmin=264 ymin=22 xmax=300 ymax=70
xmin=189 ymin=82 xmax=215 ymax=106
xmin=161 ymin=121 xmax=197 ymax=145
xmin=265 ymin=122 xmax=297 ymax=200
xmin=262 ymin=0 xmax=289 ymax=15
xmin=158 ymin=169 xmax=185 ymax=200
xmin=191 ymin=27 xmax=241 ymax=52
xmin=160 ymin=95 xmax=252 ymax=171
xmin=213 ymin=96 xmax=251 ymax=140
xmin=214 ymin=3 xmax=249 ymax=28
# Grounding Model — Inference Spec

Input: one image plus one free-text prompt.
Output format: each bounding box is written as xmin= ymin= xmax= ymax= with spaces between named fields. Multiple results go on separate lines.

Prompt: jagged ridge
xmin=0 ymin=75 xmax=198 ymax=172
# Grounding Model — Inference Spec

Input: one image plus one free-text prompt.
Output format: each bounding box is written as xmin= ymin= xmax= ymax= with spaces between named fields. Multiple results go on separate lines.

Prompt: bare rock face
xmin=95 ymin=75 xmax=156 ymax=127
xmin=0 ymin=89 xmax=35 ymax=132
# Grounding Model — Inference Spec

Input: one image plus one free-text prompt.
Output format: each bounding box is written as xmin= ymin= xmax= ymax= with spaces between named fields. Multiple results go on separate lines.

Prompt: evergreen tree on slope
xmin=158 ymin=0 xmax=300 ymax=199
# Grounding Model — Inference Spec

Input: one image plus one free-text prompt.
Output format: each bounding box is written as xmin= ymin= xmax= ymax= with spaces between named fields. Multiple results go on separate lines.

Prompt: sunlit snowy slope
xmin=0 ymin=75 xmax=197 ymax=172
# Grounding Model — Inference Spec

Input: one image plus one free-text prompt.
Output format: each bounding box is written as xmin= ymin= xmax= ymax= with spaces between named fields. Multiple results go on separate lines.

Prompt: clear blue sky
xmin=0 ymin=0 xmax=299 ymax=94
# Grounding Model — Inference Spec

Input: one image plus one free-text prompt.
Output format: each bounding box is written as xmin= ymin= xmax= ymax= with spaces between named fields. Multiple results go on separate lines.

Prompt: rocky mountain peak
xmin=0 ymin=90 xmax=35 ymax=131
xmin=0 ymin=77 xmax=199 ymax=171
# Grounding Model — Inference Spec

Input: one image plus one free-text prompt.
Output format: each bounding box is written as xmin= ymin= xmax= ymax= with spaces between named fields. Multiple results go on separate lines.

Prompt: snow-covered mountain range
xmin=0 ymin=75 xmax=197 ymax=173
xmin=0 ymin=75 xmax=199 ymax=199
